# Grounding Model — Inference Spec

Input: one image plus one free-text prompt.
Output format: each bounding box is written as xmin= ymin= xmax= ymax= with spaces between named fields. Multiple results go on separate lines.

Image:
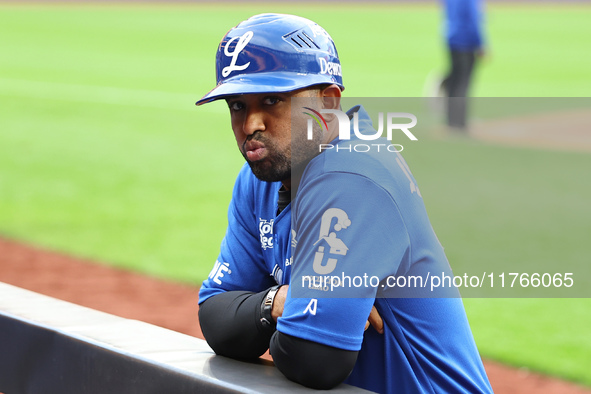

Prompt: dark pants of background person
xmin=442 ymin=50 xmax=477 ymax=130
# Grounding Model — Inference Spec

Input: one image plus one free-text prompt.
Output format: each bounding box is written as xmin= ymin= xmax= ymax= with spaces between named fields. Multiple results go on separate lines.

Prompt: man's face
xmin=226 ymin=88 xmax=324 ymax=183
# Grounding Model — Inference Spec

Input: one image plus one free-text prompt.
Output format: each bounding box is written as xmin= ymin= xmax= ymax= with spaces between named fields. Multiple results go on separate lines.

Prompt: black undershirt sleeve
xmin=199 ymin=290 xmax=359 ymax=389
xmin=198 ymin=290 xmax=274 ymax=359
xmin=270 ymin=331 xmax=359 ymax=390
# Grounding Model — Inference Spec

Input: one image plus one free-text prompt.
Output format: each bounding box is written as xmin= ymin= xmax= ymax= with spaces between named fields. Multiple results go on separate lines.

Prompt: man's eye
xmin=263 ymin=97 xmax=280 ymax=105
xmin=228 ymin=101 xmax=244 ymax=111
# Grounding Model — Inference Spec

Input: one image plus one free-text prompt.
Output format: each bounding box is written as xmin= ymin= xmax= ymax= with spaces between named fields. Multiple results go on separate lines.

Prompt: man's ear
xmin=321 ymin=84 xmax=342 ymax=110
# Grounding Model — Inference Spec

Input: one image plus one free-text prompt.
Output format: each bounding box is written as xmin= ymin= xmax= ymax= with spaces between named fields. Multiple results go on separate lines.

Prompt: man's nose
xmin=242 ymin=108 xmax=266 ymax=136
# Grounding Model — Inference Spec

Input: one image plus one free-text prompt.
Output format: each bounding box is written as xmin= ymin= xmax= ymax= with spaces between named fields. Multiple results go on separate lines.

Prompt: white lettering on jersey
xmin=222 ymin=31 xmax=253 ymax=78
xmin=303 ymin=299 xmax=317 ymax=315
xmin=259 ymin=218 xmax=274 ymax=250
xmin=208 ymin=260 xmax=231 ymax=285
xmin=312 ymin=208 xmax=351 ymax=275
xmin=396 ymin=155 xmax=422 ymax=197
xmin=291 ymin=229 xmax=298 ymax=248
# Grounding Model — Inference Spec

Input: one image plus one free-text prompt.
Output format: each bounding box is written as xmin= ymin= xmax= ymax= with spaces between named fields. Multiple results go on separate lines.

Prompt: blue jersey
xmin=199 ymin=106 xmax=492 ymax=393
xmin=443 ymin=0 xmax=484 ymax=51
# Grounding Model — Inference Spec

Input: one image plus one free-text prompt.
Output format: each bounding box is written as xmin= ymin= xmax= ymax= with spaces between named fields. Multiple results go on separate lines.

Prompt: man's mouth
xmin=244 ymin=140 xmax=267 ymax=162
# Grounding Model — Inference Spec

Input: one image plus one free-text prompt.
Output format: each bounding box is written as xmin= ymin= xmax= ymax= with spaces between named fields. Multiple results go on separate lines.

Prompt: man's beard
xmin=242 ymin=132 xmax=321 ymax=183
xmin=240 ymin=132 xmax=291 ymax=182
xmin=245 ymin=148 xmax=291 ymax=183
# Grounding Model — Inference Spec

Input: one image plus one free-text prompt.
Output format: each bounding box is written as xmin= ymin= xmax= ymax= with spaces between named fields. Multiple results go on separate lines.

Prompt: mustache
xmin=242 ymin=131 xmax=265 ymax=152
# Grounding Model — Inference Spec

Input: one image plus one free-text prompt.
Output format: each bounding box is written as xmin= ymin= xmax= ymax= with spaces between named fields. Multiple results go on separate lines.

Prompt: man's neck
xmin=281 ymin=170 xmax=303 ymax=193
xmin=281 ymin=179 xmax=291 ymax=191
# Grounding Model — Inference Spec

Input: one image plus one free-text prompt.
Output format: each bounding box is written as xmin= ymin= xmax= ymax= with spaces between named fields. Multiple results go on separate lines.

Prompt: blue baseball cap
xmin=196 ymin=13 xmax=344 ymax=106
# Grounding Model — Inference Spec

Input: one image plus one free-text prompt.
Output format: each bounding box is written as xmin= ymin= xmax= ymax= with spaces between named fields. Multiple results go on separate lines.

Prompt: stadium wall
xmin=0 ymin=283 xmax=370 ymax=393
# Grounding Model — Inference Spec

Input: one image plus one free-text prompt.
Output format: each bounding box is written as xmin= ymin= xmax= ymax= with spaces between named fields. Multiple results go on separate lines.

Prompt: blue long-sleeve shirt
xmin=443 ymin=0 xmax=485 ymax=51
xmin=200 ymin=105 xmax=493 ymax=394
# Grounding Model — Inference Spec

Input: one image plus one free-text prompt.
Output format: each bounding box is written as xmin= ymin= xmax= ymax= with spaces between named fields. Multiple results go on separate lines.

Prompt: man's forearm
xmin=198 ymin=289 xmax=274 ymax=359
xmin=200 ymin=289 xmax=359 ymax=389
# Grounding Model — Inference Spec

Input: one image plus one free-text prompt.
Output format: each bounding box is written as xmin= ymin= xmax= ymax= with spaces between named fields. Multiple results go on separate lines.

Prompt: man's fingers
xmin=367 ymin=306 xmax=384 ymax=334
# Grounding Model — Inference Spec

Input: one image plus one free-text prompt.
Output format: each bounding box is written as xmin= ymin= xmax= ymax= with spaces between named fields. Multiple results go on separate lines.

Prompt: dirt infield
xmin=469 ymin=108 xmax=591 ymax=153
xmin=1 ymin=237 xmax=590 ymax=393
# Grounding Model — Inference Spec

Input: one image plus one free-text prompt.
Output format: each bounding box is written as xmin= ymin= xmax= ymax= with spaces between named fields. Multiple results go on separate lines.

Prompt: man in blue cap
xmin=196 ymin=13 xmax=492 ymax=393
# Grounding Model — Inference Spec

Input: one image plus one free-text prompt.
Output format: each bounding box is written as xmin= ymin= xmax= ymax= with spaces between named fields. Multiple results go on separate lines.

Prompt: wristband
xmin=260 ymin=285 xmax=281 ymax=328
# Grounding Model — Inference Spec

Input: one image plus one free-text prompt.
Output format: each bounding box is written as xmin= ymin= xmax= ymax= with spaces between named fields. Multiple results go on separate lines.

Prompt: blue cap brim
xmin=195 ymin=72 xmax=344 ymax=106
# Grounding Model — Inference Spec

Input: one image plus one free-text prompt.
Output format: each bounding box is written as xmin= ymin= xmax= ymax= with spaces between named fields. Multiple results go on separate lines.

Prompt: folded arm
xmin=199 ymin=285 xmax=360 ymax=389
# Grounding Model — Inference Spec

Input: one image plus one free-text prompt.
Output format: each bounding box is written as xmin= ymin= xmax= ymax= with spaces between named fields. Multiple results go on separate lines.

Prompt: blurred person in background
xmin=440 ymin=0 xmax=486 ymax=131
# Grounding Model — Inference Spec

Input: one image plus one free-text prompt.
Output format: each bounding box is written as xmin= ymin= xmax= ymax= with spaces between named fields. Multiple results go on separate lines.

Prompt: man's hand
xmin=272 ymin=285 xmax=288 ymax=322
xmin=365 ymin=306 xmax=384 ymax=334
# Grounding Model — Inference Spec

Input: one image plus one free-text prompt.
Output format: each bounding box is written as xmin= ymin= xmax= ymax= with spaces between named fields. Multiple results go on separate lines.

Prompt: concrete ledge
xmin=0 ymin=282 xmax=371 ymax=393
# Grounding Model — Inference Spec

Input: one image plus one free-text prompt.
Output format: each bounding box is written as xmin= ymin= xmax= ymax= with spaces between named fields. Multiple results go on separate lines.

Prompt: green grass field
xmin=1 ymin=2 xmax=590 ymax=386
